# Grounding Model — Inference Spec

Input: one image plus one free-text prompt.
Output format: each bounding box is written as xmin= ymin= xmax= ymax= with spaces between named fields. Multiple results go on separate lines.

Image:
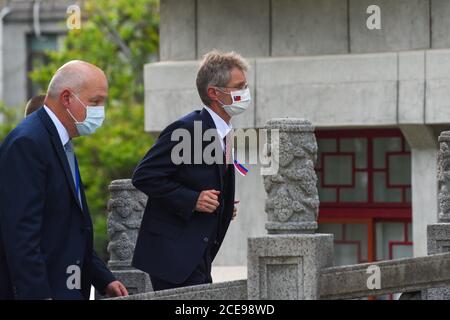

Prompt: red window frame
xmin=315 ymin=128 xmax=411 ymax=220
xmin=316 ymin=129 xmax=413 ymax=300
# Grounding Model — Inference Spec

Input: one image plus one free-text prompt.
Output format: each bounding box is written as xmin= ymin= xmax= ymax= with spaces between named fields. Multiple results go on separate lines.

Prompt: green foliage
xmin=0 ymin=103 xmax=22 ymax=138
xmin=26 ymin=0 xmax=159 ymax=260
xmin=30 ymin=0 xmax=159 ymax=103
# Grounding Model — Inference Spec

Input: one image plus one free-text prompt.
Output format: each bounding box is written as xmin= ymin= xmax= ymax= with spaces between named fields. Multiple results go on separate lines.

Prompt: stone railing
xmin=320 ymin=252 xmax=450 ymax=299
xmin=110 ymin=252 xmax=450 ymax=300
xmin=106 ymin=122 xmax=450 ymax=300
xmin=113 ymin=280 xmax=247 ymax=300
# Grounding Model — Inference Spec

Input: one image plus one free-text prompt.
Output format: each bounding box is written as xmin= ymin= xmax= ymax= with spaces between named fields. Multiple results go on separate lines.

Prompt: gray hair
xmin=196 ymin=50 xmax=249 ymax=106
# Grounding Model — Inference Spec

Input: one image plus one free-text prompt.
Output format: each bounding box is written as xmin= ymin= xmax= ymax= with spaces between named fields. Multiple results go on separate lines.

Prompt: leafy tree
xmin=25 ymin=0 xmax=159 ymax=260
xmin=0 ymin=103 xmax=21 ymax=139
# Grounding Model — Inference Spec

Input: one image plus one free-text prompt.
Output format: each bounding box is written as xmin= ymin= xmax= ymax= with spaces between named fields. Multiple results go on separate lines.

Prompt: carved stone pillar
xmin=106 ymin=179 xmax=151 ymax=295
xmin=438 ymin=131 xmax=450 ymax=223
xmin=248 ymin=119 xmax=333 ymax=300
xmin=426 ymin=131 xmax=450 ymax=299
xmin=263 ymin=119 xmax=320 ymax=234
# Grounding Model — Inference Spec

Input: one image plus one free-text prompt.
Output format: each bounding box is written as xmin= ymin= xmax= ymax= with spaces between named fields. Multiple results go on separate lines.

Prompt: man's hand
xmin=195 ymin=190 xmax=220 ymax=213
xmin=232 ymin=200 xmax=240 ymax=221
xmin=105 ymin=280 xmax=129 ymax=298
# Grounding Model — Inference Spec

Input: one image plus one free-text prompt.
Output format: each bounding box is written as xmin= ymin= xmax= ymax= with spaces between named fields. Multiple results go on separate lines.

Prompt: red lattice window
xmin=316 ymin=129 xmax=413 ymax=300
xmin=316 ymin=129 xmax=411 ymax=220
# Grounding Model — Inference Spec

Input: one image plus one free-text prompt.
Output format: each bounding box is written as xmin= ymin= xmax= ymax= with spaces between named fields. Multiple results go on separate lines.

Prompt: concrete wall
xmin=159 ymin=0 xmax=196 ymax=61
xmin=197 ymin=0 xmax=271 ymax=58
xmin=159 ymin=0 xmax=450 ymax=61
xmin=349 ymin=0 xmax=430 ymax=53
xmin=431 ymin=0 xmax=450 ymax=48
xmin=272 ymin=0 xmax=348 ymax=56
xmin=400 ymin=125 xmax=439 ymax=257
xmin=145 ymin=49 xmax=450 ymax=131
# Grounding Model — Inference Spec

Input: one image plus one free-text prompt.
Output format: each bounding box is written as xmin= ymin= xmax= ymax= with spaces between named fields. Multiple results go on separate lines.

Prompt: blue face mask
xmin=67 ymin=93 xmax=105 ymax=136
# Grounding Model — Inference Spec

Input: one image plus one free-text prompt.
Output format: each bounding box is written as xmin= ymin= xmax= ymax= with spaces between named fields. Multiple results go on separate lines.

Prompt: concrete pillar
xmin=426 ymin=224 xmax=450 ymax=299
xmin=106 ymin=179 xmax=152 ymax=295
xmin=400 ymin=125 xmax=439 ymax=257
xmin=424 ymin=130 xmax=450 ymax=299
xmin=247 ymin=119 xmax=334 ymax=300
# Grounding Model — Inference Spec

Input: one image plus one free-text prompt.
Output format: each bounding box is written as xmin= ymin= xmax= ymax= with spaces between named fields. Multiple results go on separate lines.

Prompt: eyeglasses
xmin=218 ymin=83 xmax=249 ymax=90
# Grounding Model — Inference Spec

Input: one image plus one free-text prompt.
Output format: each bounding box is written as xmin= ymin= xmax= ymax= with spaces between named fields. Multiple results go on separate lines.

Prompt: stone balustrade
xmin=106 ymin=121 xmax=450 ymax=300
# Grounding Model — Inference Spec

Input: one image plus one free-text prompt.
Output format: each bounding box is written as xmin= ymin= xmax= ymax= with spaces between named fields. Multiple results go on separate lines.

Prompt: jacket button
xmin=203 ymin=237 xmax=209 ymax=243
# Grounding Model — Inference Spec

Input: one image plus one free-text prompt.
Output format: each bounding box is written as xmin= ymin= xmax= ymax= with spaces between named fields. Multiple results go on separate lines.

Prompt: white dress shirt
xmin=204 ymin=106 xmax=232 ymax=151
xmin=43 ymin=105 xmax=70 ymax=147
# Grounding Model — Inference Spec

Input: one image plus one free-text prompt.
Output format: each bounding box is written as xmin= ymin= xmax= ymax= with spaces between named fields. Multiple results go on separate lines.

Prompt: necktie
xmin=223 ymin=134 xmax=231 ymax=165
xmin=64 ymin=141 xmax=82 ymax=209
xmin=223 ymin=132 xmax=232 ymax=167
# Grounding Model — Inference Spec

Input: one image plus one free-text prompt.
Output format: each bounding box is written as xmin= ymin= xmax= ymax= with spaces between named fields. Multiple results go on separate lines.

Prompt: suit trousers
xmin=150 ymin=244 xmax=214 ymax=291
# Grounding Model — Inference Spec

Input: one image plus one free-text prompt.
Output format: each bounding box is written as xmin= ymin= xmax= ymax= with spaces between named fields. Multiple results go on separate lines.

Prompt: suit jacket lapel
xmin=200 ymin=108 xmax=224 ymax=190
xmin=37 ymin=108 xmax=84 ymax=213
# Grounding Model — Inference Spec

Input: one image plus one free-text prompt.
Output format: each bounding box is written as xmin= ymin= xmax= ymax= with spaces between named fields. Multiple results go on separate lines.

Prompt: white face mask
xmin=216 ymin=87 xmax=251 ymax=117
xmin=66 ymin=93 xmax=105 ymax=136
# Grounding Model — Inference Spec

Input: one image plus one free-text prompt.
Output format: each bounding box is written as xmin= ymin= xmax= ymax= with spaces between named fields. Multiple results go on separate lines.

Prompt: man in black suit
xmin=0 ymin=60 xmax=128 ymax=299
xmin=132 ymin=50 xmax=251 ymax=291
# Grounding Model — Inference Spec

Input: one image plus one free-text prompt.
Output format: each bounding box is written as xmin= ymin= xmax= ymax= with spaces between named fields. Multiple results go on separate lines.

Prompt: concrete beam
xmin=145 ymin=49 xmax=450 ymax=132
xmin=400 ymin=125 xmax=437 ymax=149
xmin=320 ymin=252 xmax=450 ymax=299
xmin=255 ymin=53 xmax=398 ymax=127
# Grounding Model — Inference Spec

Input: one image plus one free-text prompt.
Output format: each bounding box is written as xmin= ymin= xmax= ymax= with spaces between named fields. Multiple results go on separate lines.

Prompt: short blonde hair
xmin=196 ymin=50 xmax=249 ymax=106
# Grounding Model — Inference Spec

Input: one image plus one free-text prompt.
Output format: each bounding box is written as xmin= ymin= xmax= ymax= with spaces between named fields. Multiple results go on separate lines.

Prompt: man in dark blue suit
xmin=132 ymin=51 xmax=251 ymax=290
xmin=0 ymin=60 xmax=128 ymax=299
